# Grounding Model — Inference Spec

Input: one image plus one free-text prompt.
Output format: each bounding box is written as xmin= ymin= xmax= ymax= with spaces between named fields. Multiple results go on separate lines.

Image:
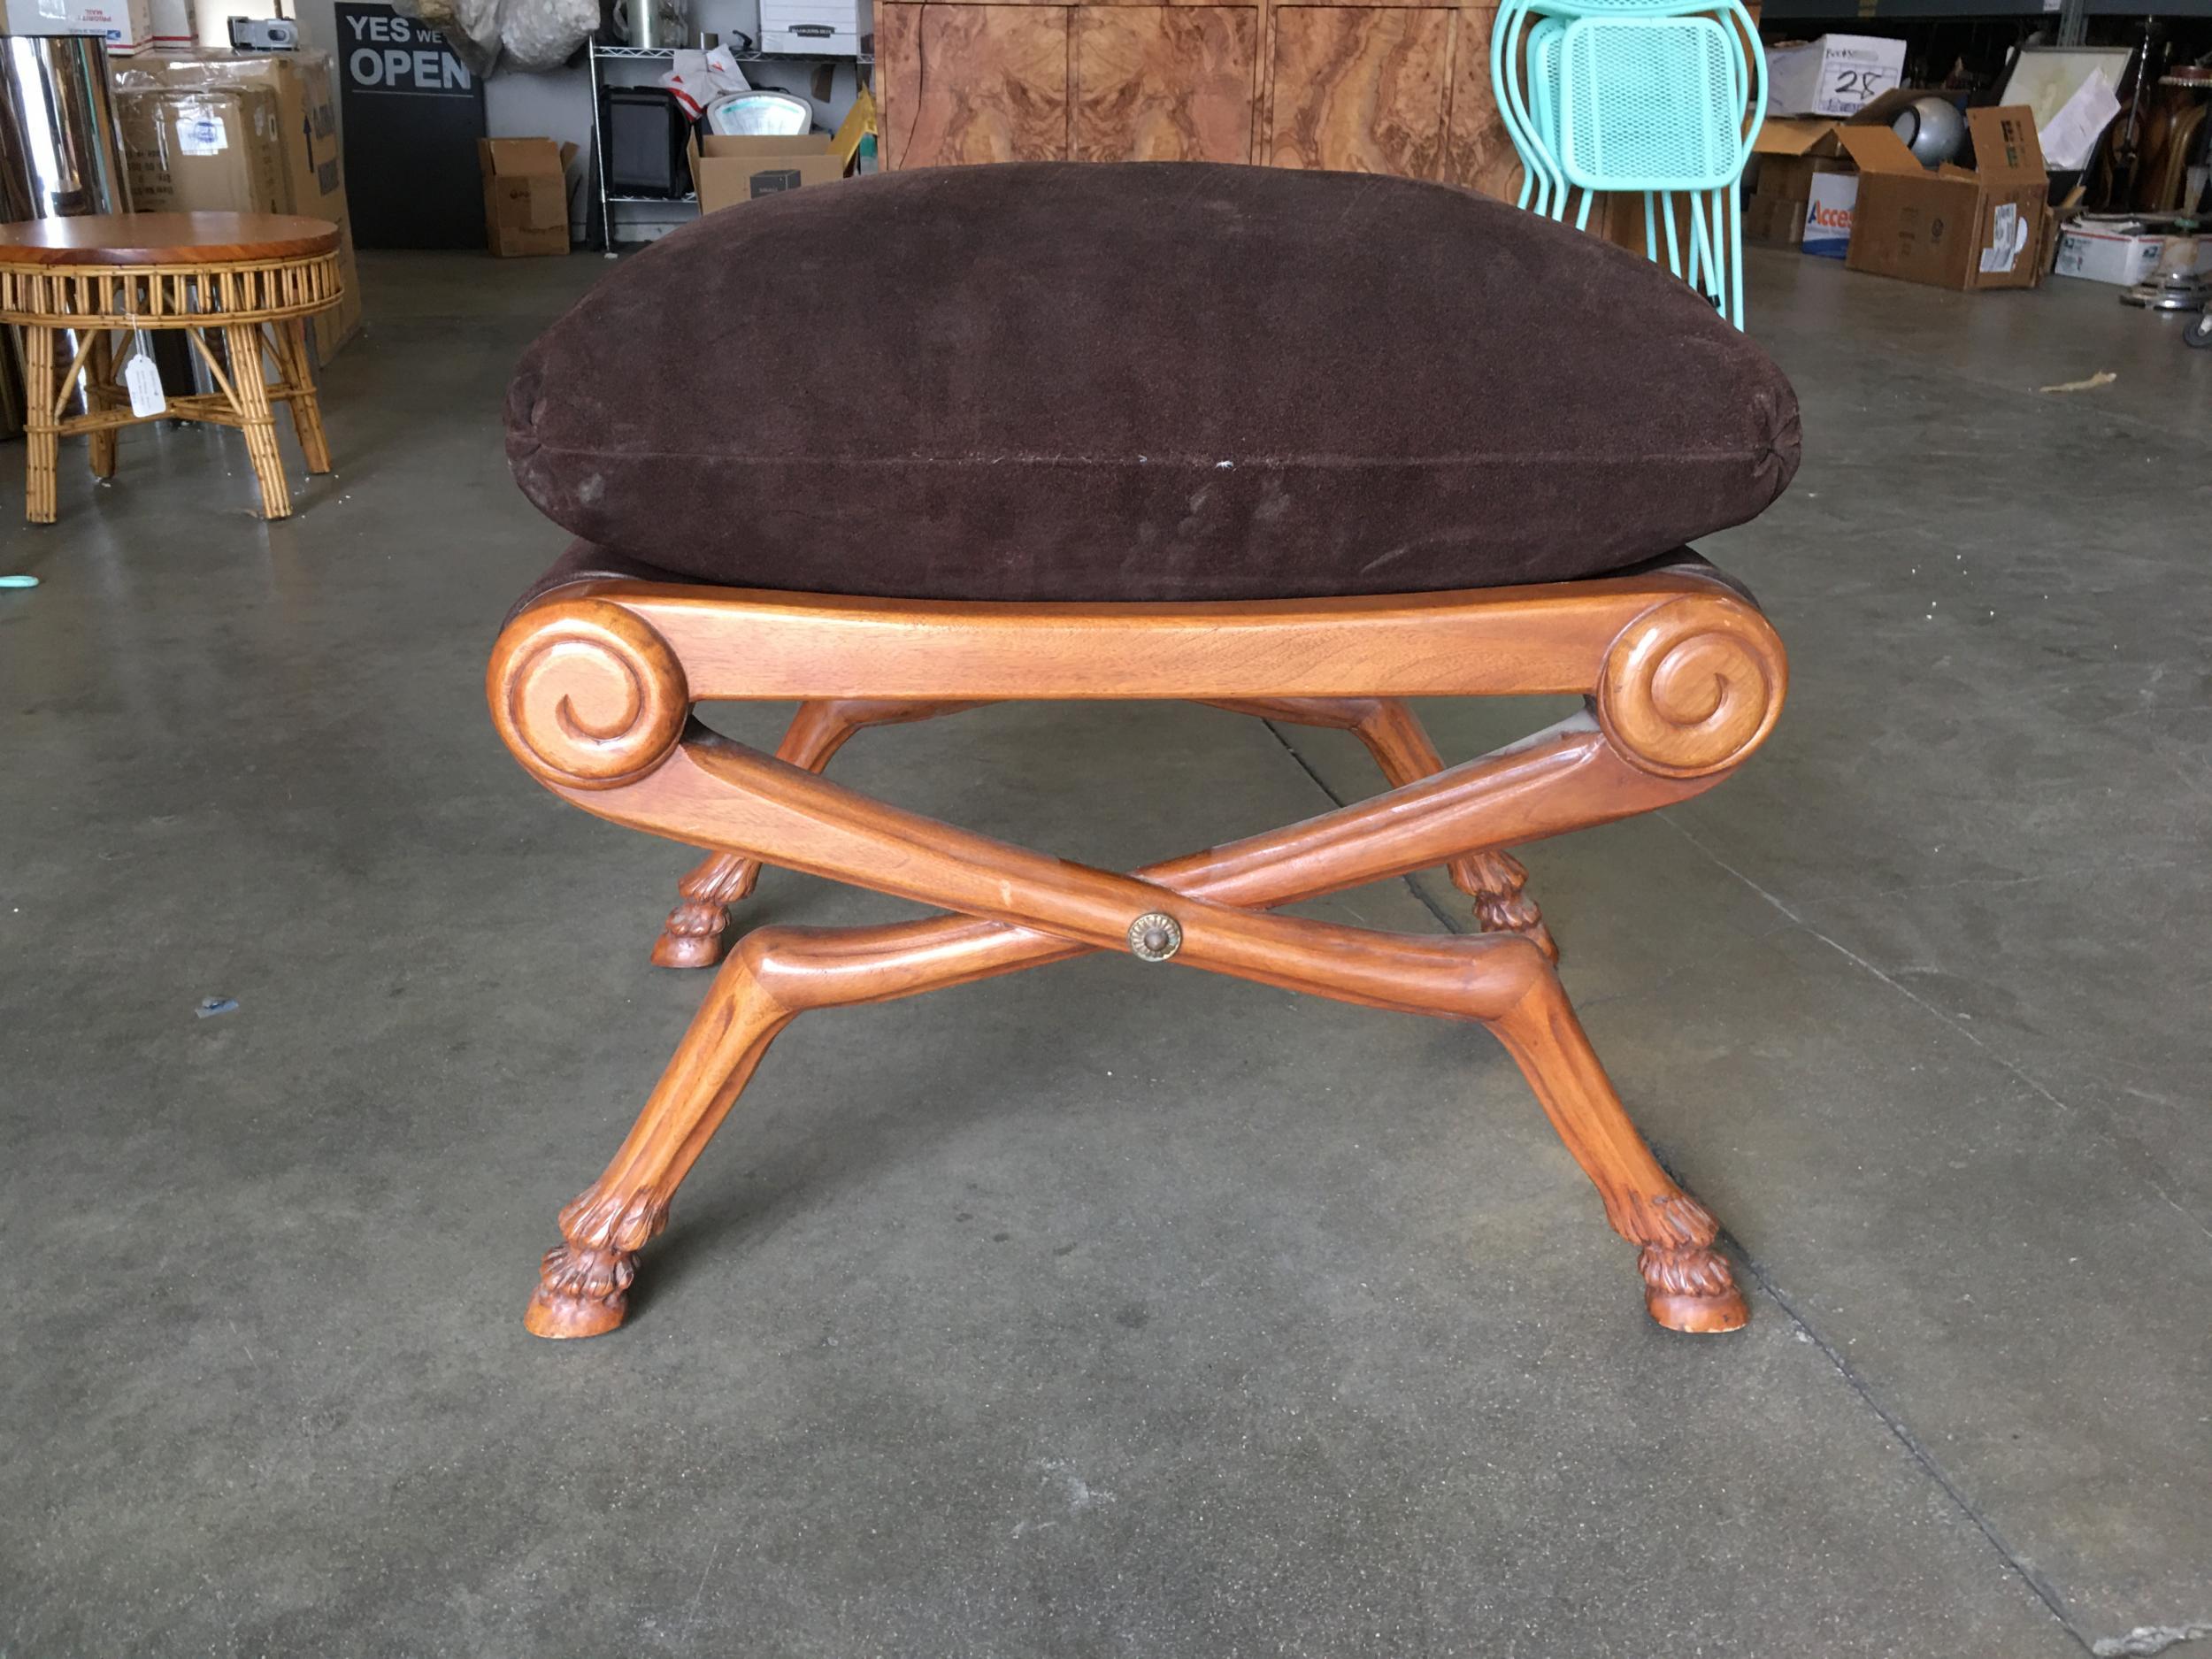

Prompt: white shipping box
xmin=0 ymin=0 xmax=152 ymax=50
xmin=1765 ymin=35 xmax=1905 ymax=118
xmin=1801 ymin=170 xmax=1858 ymax=259
xmin=757 ymin=0 xmax=858 ymax=56
xmin=2053 ymin=222 xmax=2212 ymax=287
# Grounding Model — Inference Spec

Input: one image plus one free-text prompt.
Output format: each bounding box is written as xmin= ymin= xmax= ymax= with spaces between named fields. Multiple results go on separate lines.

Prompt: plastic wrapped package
xmin=394 ymin=0 xmax=595 ymax=77
xmin=395 ymin=0 xmax=502 ymax=75
xmin=107 ymin=51 xmax=364 ymax=361
xmin=495 ymin=0 xmax=597 ymax=73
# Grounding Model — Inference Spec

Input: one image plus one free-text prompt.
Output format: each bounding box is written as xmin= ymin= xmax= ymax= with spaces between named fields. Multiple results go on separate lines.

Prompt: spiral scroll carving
xmin=487 ymin=599 xmax=689 ymax=790
xmin=1595 ymin=595 xmax=1787 ymax=779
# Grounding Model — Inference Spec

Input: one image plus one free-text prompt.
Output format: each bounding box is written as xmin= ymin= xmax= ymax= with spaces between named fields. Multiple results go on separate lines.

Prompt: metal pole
xmin=588 ymin=40 xmax=617 ymax=257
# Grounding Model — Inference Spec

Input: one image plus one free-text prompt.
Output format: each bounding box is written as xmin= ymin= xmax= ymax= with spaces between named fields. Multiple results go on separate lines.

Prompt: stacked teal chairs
xmin=1491 ymin=0 xmax=1763 ymax=328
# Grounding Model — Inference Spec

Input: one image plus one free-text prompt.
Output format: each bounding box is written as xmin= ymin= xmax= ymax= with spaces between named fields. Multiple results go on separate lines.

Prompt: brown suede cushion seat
xmin=506 ymin=162 xmax=1799 ymax=603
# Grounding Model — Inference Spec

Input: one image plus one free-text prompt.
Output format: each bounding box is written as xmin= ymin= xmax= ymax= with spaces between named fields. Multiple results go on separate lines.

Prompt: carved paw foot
xmin=652 ymin=897 xmax=733 ymax=970
xmin=526 ymin=1187 xmax=672 ymax=1339
xmin=1638 ymin=1242 xmax=1749 ymax=1333
xmin=1463 ymin=850 xmax=1560 ymax=964
xmin=525 ymin=1241 xmax=638 ymax=1339
xmin=1602 ymin=1189 xmax=1747 ymax=1333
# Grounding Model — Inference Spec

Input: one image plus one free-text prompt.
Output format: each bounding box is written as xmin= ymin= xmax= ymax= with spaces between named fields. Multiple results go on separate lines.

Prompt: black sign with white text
xmin=335 ymin=3 xmax=486 ymax=249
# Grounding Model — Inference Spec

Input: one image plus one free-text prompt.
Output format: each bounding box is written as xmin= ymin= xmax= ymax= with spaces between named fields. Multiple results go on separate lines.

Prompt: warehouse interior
xmin=2 ymin=1 xmax=2208 ymax=1655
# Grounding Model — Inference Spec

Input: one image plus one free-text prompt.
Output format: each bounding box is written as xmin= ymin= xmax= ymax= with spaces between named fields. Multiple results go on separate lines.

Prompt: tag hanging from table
xmin=125 ymin=333 xmax=166 ymax=419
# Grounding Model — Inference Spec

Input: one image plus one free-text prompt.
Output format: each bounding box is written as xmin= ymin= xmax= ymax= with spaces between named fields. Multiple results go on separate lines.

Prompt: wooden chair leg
xmin=1342 ymin=703 xmax=1561 ymax=962
xmin=651 ymin=698 xmax=981 ymax=968
xmin=86 ymin=331 xmax=119 ymax=481
xmin=1484 ymin=964 xmax=1747 ymax=1332
xmin=657 ymin=695 xmax=1553 ymax=968
xmin=1213 ymin=696 xmax=1561 ymax=961
xmin=654 ymin=849 xmax=759 ymax=970
xmin=528 ymin=927 xmax=803 ymax=1336
xmin=556 ymin=781 xmax=1745 ymax=1340
xmin=274 ymin=319 xmax=333 ymax=474
xmin=498 ymin=578 xmax=1785 ymax=1340
xmin=220 ymin=322 xmax=291 ymax=519
xmin=22 ymin=325 xmax=58 ymax=525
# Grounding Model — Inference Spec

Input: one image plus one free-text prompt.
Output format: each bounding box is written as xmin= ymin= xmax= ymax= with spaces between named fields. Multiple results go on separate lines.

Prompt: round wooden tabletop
xmin=0 ymin=212 xmax=341 ymax=268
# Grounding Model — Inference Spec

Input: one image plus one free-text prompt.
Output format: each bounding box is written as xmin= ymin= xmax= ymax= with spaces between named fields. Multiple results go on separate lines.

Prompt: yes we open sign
xmin=336 ymin=2 xmax=486 ymax=249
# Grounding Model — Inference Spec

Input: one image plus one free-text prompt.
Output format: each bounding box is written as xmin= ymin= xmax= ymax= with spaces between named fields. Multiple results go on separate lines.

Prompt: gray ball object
xmin=1891 ymin=96 xmax=1967 ymax=170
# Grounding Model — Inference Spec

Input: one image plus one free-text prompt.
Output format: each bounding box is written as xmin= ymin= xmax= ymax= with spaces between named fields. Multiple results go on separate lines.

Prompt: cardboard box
xmin=688 ymin=133 xmax=846 ymax=215
xmin=147 ymin=0 xmax=188 ymax=46
xmin=2053 ymin=219 xmax=2212 ymax=287
xmin=1 ymin=0 xmax=151 ymax=51
xmin=1845 ymin=105 xmax=2049 ymax=292
xmin=119 ymin=85 xmax=287 ymax=214
xmin=1747 ymin=93 xmax=1955 ymax=262
xmin=1749 ymin=118 xmax=1847 ymax=202
xmin=1764 ymin=34 xmax=1905 ymax=118
xmin=113 ymin=50 xmax=361 ymax=360
xmin=478 ymin=138 xmax=575 ymax=257
xmin=1742 ymin=193 xmax=1807 ymax=248
xmin=758 ymin=0 xmax=859 ymax=57
xmin=1803 ymin=171 xmax=1858 ymax=258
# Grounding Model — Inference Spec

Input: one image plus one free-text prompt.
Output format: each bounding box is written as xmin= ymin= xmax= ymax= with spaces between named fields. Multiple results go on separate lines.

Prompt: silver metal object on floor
xmin=0 ymin=34 xmax=133 ymax=435
xmin=2119 ymin=273 xmax=2209 ymax=311
xmin=0 ymin=35 xmax=129 ymax=219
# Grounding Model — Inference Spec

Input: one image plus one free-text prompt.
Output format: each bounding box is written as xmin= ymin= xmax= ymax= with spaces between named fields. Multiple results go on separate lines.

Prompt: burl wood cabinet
xmin=873 ymin=0 xmax=1524 ymax=197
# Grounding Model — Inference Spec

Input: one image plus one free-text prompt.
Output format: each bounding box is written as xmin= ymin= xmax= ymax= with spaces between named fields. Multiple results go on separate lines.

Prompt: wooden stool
xmin=0 ymin=212 xmax=343 ymax=524
xmin=490 ymin=561 xmax=1786 ymax=1341
xmin=490 ymin=161 xmax=1802 ymax=1346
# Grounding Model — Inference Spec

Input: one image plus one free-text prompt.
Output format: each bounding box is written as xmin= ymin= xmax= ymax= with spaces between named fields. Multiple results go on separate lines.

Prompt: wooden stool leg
xmin=1484 ymin=963 xmax=1748 ymax=1333
xmin=86 ymin=331 xmax=119 ymax=481
xmin=1217 ymin=696 xmax=1562 ymax=961
xmin=275 ymin=319 xmax=332 ymax=474
xmin=22 ymin=325 xmax=58 ymax=525
xmin=654 ymin=849 xmax=758 ymax=969
xmin=528 ymin=929 xmax=802 ymax=1337
xmin=221 ymin=322 xmax=292 ymax=518
xmin=652 ymin=698 xmax=979 ymax=968
xmin=1345 ymin=701 xmax=1560 ymax=962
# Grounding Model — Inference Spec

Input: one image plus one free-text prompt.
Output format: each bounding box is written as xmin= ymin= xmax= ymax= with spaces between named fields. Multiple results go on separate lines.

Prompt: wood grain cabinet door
xmin=879 ymin=4 xmax=1073 ymax=169
xmin=1266 ymin=6 xmax=1452 ymax=178
xmin=1443 ymin=7 xmax=1523 ymax=200
xmin=1072 ymin=6 xmax=1258 ymax=163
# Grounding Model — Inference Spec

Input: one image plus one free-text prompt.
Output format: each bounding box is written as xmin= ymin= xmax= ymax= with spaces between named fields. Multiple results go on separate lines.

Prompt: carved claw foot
xmin=1639 ymin=1241 xmax=1749 ymax=1333
xmin=1611 ymin=1191 xmax=1747 ymax=1333
xmin=1463 ymin=849 xmax=1560 ymax=964
xmin=651 ymin=852 xmax=760 ymax=969
xmin=652 ymin=895 xmax=735 ymax=969
xmin=524 ymin=1189 xmax=672 ymax=1339
xmin=525 ymin=1241 xmax=639 ymax=1338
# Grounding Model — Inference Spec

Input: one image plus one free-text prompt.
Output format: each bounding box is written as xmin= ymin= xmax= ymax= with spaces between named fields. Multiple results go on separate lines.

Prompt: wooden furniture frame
xmin=0 ymin=214 xmax=342 ymax=525
xmin=651 ymin=697 xmax=1556 ymax=968
xmin=489 ymin=563 xmax=1786 ymax=1340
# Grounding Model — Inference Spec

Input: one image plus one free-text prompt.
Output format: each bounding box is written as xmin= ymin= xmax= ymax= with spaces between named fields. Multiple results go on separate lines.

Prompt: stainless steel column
xmin=0 ymin=35 xmax=132 ymax=436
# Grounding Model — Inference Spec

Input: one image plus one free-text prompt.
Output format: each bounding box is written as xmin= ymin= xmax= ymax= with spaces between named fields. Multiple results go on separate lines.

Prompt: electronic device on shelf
xmin=228 ymin=16 xmax=298 ymax=50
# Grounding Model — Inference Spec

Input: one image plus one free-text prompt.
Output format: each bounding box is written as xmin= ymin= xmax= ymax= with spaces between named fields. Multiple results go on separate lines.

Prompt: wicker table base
xmin=0 ymin=212 xmax=345 ymax=524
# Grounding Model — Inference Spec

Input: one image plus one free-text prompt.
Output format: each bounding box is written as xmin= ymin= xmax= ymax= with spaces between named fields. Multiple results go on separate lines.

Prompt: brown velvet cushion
xmin=506 ymin=162 xmax=1799 ymax=603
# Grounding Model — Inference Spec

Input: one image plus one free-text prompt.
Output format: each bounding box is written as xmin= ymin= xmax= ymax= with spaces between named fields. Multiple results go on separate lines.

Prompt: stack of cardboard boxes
xmin=1746 ymin=91 xmax=2052 ymax=294
xmin=112 ymin=49 xmax=363 ymax=360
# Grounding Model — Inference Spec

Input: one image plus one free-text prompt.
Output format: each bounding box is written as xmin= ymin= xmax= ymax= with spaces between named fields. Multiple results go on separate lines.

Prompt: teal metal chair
xmin=1492 ymin=0 xmax=1763 ymax=328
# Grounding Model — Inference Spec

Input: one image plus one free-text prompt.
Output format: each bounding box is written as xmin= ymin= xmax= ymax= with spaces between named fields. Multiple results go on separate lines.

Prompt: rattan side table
xmin=0 ymin=211 xmax=343 ymax=524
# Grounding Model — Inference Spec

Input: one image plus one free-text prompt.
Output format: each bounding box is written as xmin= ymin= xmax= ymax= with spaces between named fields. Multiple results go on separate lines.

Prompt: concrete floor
xmin=2 ymin=246 xmax=2208 ymax=1659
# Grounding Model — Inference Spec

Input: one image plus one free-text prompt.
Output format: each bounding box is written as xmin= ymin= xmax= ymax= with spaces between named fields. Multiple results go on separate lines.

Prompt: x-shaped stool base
xmin=488 ymin=565 xmax=1786 ymax=1341
xmin=650 ymin=696 xmax=1555 ymax=969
